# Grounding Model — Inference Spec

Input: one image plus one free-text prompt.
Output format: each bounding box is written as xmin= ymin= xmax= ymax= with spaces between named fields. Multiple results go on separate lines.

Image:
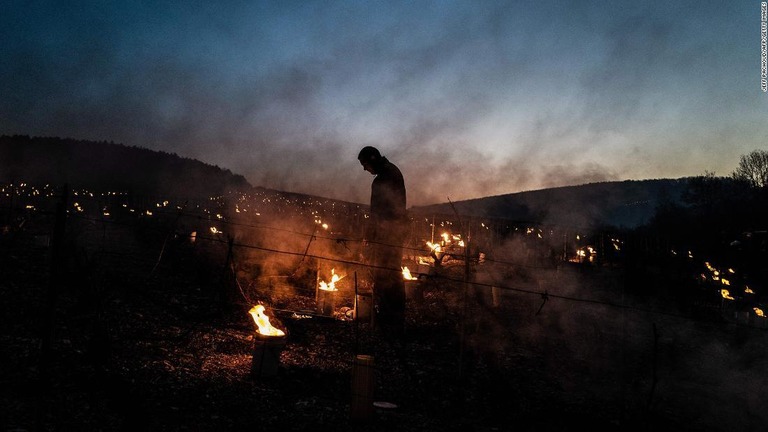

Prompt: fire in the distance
xmin=318 ymin=268 xmax=343 ymax=292
xmin=2 ymin=181 xmax=765 ymax=323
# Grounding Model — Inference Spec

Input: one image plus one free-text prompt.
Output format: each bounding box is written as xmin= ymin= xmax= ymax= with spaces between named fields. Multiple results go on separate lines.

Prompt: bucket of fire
xmin=316 ymin=288 xmax=337 ymax=316
xmin=317 ymin=268 xmax=342 ymax=316
xmin=248 ymin=305 xmax=287 ymax=378
xmin=252 ymin=332 xmax=287 ymax=378
xmin=402 ymin=266 xmax=423 ymax=303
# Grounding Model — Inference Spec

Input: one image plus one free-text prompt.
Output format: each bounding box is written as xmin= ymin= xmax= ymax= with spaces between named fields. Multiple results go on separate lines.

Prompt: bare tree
xmin=732 ymin=149 xmax=768 ymax=188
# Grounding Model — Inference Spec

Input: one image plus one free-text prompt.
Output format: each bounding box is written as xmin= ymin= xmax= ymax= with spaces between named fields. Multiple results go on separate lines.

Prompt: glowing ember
xmin=318 ymin=268 xmax=341 ymax=291
xmin=248 ymin=305 xmax=285 ymax=336
xmin=720 ymin=289 xmax=734 ymax=300
xmin=754 ymin=307 xmax=765 ymax=317
xmin=402 ymin=266 xmax=418 ymax=280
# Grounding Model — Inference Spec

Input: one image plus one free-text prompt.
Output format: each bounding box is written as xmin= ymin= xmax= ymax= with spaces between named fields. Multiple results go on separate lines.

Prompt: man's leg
xmin=374 ymin=248 xmax=406 ymax=336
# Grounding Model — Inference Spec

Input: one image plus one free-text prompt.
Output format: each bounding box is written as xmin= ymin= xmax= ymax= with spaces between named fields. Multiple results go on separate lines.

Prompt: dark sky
xmin=1 ymin=1 xmax=765 ymax=206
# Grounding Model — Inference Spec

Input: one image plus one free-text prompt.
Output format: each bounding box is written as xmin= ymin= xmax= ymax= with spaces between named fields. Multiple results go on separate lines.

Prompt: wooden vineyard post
xmin=221 ymin=235 xmax=236 ymax=307
xmin=350 ymin=354 xmax=375 ymax=421
xmin=40 ymin=184 xmax=68 ymax=375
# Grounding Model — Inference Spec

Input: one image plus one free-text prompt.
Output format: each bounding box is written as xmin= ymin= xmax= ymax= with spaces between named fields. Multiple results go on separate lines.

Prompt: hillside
xmin=1 ymin=135 xmax=693 ymax=229
xmin=0 ymin=135 xmax=251 ymax=198
xmin=410 ymin=178 xmax=691 ymax=229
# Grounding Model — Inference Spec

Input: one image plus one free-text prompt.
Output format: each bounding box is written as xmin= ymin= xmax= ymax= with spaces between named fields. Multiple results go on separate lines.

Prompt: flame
xmin=720 ymin=289 xmax=734 ymax=300
xmin=248 ymin=305 xmax=285 ymax=337
xmin=754 ymin=307 xmax=765 ymax=317
xmin=318 ymin=268 xmax=341 ymax=291
xmin=402 ymin=266 xmax=418 ymax=280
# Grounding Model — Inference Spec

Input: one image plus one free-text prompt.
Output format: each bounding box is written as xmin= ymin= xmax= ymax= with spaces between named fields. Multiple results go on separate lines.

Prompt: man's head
xmin=358 ymin=146 xmax=382 ymax=175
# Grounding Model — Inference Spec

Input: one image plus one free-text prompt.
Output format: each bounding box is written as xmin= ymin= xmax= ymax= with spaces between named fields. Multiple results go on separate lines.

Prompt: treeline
xmin=0 ymin=135 xmax=251 ymax=198
xmin=646 ymin=172 xmax=768 ymax=257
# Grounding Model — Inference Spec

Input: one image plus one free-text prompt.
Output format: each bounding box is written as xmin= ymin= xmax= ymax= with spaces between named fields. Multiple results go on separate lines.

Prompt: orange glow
xmin=248 ymin=305 xmax=285 ymax=337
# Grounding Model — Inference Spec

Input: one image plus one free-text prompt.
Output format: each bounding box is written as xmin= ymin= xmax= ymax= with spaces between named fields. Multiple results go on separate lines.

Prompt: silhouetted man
xmin=358 ymin=146 xmax=407 ymax=336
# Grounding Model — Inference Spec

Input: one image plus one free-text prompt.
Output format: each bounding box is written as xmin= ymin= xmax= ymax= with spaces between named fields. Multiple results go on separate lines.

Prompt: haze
xmin=1 ymin=1 xmax=765 ymax=206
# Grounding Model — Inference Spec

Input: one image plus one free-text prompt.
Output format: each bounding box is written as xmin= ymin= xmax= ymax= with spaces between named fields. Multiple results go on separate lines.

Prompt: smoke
xmin=0 ymin=1 xmax=763 ymax=209
xmin=458 ymin=233 xmax=768 ymax=430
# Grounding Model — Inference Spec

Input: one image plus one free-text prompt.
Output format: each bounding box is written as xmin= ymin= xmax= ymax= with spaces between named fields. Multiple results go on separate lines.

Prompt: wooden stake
xmin=350 ymin=354 xmax=375 ymax=421
xmin=40 ymin=184 xmax=68 ymax=375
